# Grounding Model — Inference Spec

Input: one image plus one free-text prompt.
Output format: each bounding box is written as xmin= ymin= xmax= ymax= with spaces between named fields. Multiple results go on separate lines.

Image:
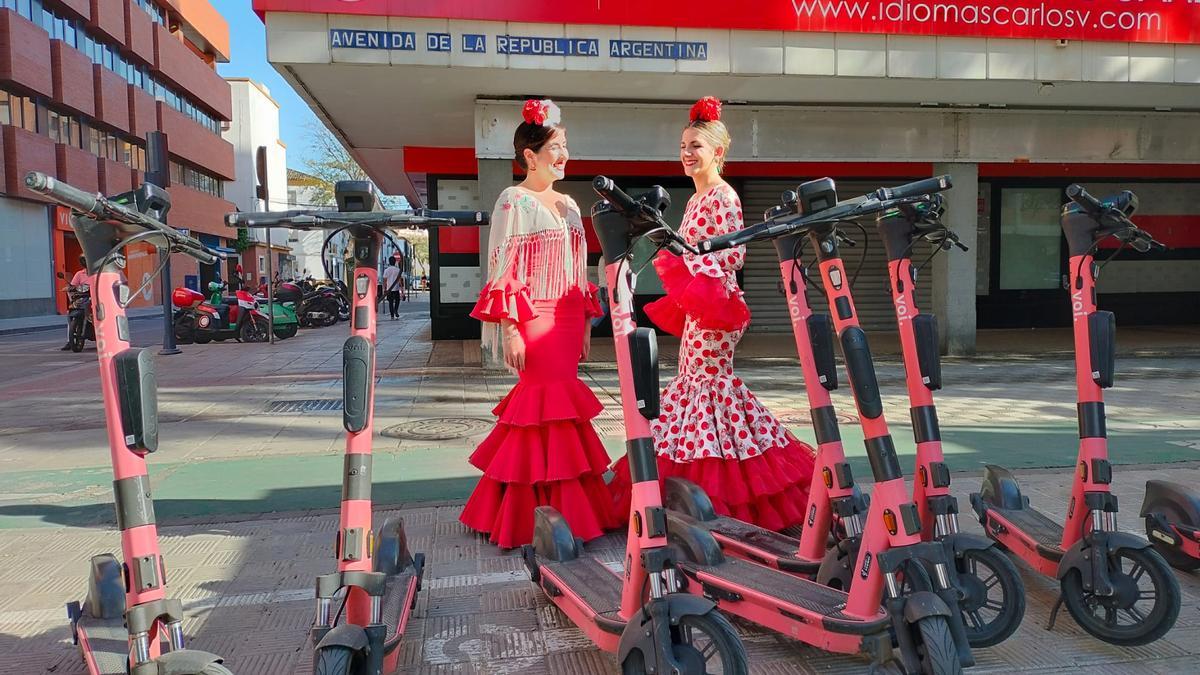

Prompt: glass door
xmin=980 ymin=186 xmax=1069 ymax=328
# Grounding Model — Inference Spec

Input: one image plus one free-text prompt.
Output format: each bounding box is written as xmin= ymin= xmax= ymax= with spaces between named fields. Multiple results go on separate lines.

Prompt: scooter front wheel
xmin=313 ymin=645 xmax=355 ymax=675
xmin=1061 ymin=545 xmax=1180 ymax=646
xmin=621 ymin=609 xmax=748 ymax=675
xmin=915 ymin=615 xmax=963 ymax=675
xmin=198 ymin=665 xmax=234 ymax=675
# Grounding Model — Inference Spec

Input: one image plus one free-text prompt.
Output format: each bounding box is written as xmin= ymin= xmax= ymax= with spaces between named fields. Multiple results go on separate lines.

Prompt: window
xmin=46 ymin=109 xmax=61 ymax=142
xmin=19 ymin=96 xmax=35 ymax=132
xmin=999 ymin=188 xmax=1063 ymax=290
xmin=16 ymin=0 xmax=30 ymax=21
xmin=0 ymin=91 xmax=10 ymax=127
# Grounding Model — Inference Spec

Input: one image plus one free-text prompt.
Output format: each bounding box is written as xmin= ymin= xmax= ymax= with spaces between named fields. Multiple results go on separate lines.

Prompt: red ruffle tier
xmin=607 ymin=437 xmax=815 ymax=532
xmin=644 ymin=251 xmax=750 ymax=337
xmin=460 ymin=378 xmax=618 ymax=548
xmin=470 ymin=278 xmax=538 ymax=324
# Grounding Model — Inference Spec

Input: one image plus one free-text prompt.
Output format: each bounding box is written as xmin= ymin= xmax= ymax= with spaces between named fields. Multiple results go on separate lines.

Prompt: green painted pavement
xmin=0 ymin=423 xmax=1195 ymax=529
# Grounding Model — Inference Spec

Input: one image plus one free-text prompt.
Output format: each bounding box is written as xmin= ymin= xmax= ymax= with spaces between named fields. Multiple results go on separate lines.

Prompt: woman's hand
xmin=581 ymin=327 xmax=591 ymax=361
xmin=501 ymin=321 xmax=526 ymax=372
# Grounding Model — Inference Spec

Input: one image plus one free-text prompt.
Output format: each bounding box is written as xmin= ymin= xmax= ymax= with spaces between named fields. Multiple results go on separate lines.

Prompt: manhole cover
xmin=380 ymin=418 xmax=494 ymax=440
xmin=264 ymin=399 xmax=344 ymax=414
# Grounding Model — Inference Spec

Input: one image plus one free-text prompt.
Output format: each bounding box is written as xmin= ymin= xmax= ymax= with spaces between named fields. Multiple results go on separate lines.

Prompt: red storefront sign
xmin=254 ymin=0 xmax=1200 ymax=45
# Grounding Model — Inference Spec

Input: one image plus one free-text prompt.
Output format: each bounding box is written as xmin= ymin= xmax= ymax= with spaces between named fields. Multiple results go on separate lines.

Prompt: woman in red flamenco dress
xmin=610 ymin=97 xmax=817 ymax=531
xmin=460 ymin=99 xmax=618 ymax=549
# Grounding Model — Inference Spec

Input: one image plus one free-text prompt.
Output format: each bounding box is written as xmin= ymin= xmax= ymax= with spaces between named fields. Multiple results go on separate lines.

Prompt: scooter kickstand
xmin=1046 ymin=594 xmax=1066 ymax=631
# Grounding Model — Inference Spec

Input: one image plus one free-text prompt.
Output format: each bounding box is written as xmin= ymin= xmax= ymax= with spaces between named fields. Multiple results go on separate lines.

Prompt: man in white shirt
xmin=381 ymin=258 xmax=402 ymax=319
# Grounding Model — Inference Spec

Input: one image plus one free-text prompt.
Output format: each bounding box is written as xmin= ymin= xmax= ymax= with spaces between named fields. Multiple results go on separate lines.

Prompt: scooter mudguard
xmin=665 ymin=511 xmax=727 ymax=567
xmin=901 ymin=590 xmax=953 ymax=624
xmin=1056 ymin=531 xmax=1152 ymax=592
xmin=976 ymin=465 xmax=1028 ymax=512
xmin=939 ymin=531 xmax=997 ymax=559
xmin=616 ymin=594 xmax=718 ymax=671
xmin=1141 ymin=480 xmax=1200 ymax=525
xmin=664 ymin=477 xmax=718 ymax=523
xmin=84 ymin=553 xmax=125 ymax=620
xmin=530 ymin=506 xmax=582 ymax=562
xmin=131 ymin=649 xmax=223 ymax=675
xmin=314 ymin=623 xmax=370 ymax=652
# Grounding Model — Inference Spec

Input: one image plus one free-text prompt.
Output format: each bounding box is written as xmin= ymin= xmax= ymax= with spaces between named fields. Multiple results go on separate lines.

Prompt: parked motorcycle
xmin=59 ymin=277 xmax=94 ymax=352
xmin=279 ymin=281 xmax=339 ymax=327
xmin=172 ymin=285 xmax=271 ymax=343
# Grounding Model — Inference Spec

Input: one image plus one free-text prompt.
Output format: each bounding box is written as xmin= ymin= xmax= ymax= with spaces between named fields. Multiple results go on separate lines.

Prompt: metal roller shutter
xmin=738 ymin=179 xmax=932 ymax=333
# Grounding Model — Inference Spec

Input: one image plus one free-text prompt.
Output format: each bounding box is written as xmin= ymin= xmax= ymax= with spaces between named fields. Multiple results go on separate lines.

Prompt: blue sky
xmin=212 ymin=0 xmax=320 ymax=171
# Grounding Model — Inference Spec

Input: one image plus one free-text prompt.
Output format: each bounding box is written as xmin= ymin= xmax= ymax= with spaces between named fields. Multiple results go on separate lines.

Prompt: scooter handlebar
xmin=874 ymin=175 xmax=953 ymax=201
xmin=1066 ymin=184 xmax=1104 ymax=217
xmin=26 ymin=171 xmax=219 ymax=264
xmin=593 ymin=176 xmax=640 ymax=214
xmin=25 ymin=172 xmax=100 ymax=217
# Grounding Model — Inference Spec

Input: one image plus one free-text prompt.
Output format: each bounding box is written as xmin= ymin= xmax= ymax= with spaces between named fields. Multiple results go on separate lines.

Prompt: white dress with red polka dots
xmin=609 ymin=184 xmax=816 ymax=531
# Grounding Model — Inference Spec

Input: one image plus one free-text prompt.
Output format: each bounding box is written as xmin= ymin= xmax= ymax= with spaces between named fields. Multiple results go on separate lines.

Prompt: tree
xmin=302 ymin=122 xmax=409 ymax=209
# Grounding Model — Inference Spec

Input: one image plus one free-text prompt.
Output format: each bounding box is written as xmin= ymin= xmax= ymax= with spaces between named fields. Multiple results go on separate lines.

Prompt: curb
xmin=0 ymin=311 xmax=164 ymax=337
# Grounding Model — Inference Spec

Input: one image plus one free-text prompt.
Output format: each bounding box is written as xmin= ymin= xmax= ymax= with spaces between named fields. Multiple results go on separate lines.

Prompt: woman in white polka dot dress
xmin=609 ymin=97 xmax=817 ymax=531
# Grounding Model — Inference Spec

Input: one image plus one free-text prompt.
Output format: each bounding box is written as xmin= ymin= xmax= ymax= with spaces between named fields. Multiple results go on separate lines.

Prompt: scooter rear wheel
xmin=620 ymin=609 xmax=748 ymax=675
xmin=1061 ymin=545 xmax=1180 ymax=646
xmin=273 ymin=324 xmax=298 ymax=340
xmin=954 ymin=546 xmax=1025 ymax=648
xmin=313 ymin=645 xmax=356 ymax=675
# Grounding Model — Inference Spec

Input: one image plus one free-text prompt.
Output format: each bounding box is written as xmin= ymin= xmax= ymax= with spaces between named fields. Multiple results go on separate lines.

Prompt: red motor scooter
xmin=596 ymin=176 xmax=974 ymax=674
xmin=25 ymin=171 xmax=231 ymax=674
xmin=970 ymin=185 xmax=1180 ymax=645
xmin=229 ymin=181 xmax=485 ymax=675
xmin=172 ymin=285 xmax=271 ymax=344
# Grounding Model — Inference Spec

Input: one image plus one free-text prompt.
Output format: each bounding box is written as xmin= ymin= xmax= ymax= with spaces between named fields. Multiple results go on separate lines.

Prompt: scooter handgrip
xmin=1066 ymin=184 xmax=1104 ymax=216
xmin=25 ymin=172 xmax=101 ymax=217
xmin=422 ymin=210 xmax=489 ymax=225
xmin=875 ymin=175 xmax=953 ymax=201
xmin=593 ymin=176 xmax=640 ymax=214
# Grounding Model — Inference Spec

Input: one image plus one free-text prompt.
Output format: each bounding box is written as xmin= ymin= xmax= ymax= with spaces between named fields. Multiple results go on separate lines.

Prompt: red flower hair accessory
xmin=689 ymin=96 xmax=722 ymax=123
xmin=522 ymin=98 xmax=562 ymax=127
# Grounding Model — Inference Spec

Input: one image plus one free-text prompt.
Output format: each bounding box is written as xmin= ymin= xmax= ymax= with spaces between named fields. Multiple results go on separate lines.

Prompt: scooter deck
xmin=380 ymin=565 xmax=422 ymax=644
xmin=539 ymin=556 xmax=623 ymax=626
xmin=988 ymin=505 xmax=1065 ymax=561
xmin=75 ymin=612 xmax=129 ymax=674
xmin=677 ymin=557 xmax=891 ymax=634
xmin=697 ymin=515 xmax=822 ymax=574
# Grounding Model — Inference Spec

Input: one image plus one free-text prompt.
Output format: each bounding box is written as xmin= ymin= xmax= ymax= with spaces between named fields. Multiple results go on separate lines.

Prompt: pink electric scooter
xmin=594 ymin=176 xmax=974 ymax=674
xmin=227 ymin=181 xmax=484 ymax=675
xmin=521 ymin=180 xmax=749 ymax=674
xmin=25 ymin=171 xmax=231 ymax=675
xmin=970 ymin=185 xmax=1180 ymax=646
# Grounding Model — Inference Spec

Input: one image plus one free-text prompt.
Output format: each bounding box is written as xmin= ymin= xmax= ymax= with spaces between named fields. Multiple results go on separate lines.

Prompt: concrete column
xmin=931 ymin=162 xmax=979 ymax=355
xmin=476 ymin=158 xmax=513 ymax=370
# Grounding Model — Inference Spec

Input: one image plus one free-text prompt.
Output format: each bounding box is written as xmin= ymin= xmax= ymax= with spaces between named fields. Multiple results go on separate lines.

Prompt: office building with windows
xmin=0 ymin=0 xmax=235 ymax=317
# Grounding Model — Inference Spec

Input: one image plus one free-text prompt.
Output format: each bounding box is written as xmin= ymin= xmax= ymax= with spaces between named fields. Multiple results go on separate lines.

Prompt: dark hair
xmin=513 ymin=122 xmax=563 ymax=170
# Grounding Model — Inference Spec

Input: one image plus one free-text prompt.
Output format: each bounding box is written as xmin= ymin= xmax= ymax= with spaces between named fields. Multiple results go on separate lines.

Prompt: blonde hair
xmin=685 ymin=119 xmax=731 ymax=173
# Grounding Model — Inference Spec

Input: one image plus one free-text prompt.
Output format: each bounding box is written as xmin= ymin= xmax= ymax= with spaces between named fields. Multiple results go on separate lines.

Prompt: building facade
xmin=286 ymin=167 xmax=344 ymax=280
xmin=255 ymin=1 xmax=1200 ymax=351
xmin=0 ymin=0 xmax=236 ymax=317
xmin=223 ymin=77 xmax=294 ymax=288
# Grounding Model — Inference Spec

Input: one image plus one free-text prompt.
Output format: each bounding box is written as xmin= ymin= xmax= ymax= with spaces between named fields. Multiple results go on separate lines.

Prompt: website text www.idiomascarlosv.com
xmin=792 ymin=0 xmax=1166 ymax=33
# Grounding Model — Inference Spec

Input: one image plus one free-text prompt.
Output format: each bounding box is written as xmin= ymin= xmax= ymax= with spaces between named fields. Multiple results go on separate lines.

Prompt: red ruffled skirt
xmin=461 ymin=291 xmax=617 ymax=549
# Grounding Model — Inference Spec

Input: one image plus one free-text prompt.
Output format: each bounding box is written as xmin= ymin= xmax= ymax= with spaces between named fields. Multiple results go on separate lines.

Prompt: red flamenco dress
xmin=460 ymin=186 xmax=619 ymax=549
xmin=609 ymin=183 xmax=816 ymax=531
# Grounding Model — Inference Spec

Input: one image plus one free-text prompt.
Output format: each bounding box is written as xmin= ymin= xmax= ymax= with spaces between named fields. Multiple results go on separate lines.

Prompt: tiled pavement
xmin=4 ymin=466 xmax=1200 ymax=674
xmin=1 ymin=300 xmax=1199 ymax=672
